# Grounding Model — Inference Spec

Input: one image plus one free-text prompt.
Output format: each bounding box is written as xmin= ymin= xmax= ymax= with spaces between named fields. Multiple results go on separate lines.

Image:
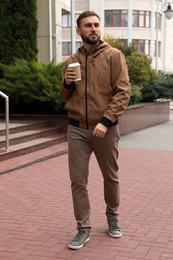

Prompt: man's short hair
xmin=76 ymin=11 xmax=100 ymax=28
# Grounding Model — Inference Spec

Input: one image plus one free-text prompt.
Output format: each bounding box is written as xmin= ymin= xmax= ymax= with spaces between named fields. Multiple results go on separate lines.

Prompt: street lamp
xmin=155 ymin=1 xmax=173 ymax=72
xmin=163 ymin=2 xmax=173 ymax=19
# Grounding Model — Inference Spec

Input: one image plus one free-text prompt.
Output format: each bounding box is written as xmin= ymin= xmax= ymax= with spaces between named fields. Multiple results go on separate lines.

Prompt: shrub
xmin=142 ymin=74 xmax=173 ymax=102
xmin=0 ymin=59 xmax=64 ymax=114
xmin=129 ymin=85 xmax=143 ymax=105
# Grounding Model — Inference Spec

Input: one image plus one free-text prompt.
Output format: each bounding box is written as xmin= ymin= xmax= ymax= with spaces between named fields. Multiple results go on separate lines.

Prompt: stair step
xmin=0 ymin=116 xmax=68 ymax=162
xmin=0 ymin=120 xmax=51 ymax=136
xmin=0 ymin=132 xmax=67 ymax=161
xmin=0 ymin=141 xmax=68 ymax=174
xmin=0 ymin=127 xmax=61 ymax=148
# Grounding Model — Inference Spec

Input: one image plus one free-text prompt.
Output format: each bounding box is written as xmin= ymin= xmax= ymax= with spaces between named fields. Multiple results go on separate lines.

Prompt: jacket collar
xmin=79 ymin=40 xmax=104 ymax=55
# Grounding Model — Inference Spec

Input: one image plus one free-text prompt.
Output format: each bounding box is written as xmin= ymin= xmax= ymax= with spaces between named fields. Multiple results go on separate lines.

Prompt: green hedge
xmin=129 ymin=85 xmax=143 ymax=105
xmin=142 ymin=74 xmax=173 ymax=101
xmin=0 ymin=58 xmax=173 ymax=115
xmin=0 ymin=59 xmax=64 ymax=114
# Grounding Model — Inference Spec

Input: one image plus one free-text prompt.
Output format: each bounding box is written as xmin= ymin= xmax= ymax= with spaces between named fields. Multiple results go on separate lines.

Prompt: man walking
xmin=60 ymin=10 xmax=130 ymax=250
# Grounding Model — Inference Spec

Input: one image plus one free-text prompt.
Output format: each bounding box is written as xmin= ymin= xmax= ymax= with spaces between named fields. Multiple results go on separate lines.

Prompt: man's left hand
xmin=92 ymin=123 xmax=108 ymax=138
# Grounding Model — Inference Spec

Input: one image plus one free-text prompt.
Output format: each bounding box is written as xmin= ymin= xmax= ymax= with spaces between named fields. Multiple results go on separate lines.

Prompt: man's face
xmin=76 ymin=16 xmax=101 ymax=45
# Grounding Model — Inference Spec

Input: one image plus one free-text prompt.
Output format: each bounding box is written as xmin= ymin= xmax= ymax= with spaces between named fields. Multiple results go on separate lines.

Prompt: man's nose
xmin=91 ymin=24 xmax=96 ymax=30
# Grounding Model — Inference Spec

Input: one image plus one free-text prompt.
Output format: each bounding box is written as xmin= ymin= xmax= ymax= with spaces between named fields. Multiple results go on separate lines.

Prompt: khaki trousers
xmin=67 ymin=124 xmax=120 ymax=230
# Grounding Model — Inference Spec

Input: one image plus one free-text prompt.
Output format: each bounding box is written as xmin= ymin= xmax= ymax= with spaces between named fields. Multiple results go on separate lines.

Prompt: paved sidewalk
xmin=0 ymin=111 xmax=173 ymax=260
xmin=119 ymin=110 xmax=173 ymax=151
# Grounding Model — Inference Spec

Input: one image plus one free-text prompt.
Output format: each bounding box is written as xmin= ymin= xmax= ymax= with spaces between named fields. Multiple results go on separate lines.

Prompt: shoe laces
xmin=74 ymin=230 xmax=87 ymax=241
xmin=109 ymin=219 xmax=120 ymax=230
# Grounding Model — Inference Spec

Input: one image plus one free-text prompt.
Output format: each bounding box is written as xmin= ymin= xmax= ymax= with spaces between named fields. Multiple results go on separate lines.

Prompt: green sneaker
xmin=107 ymin=218 xmax=122 ymax=238
xmin=68 ymin=229 xmax=90 ymax=249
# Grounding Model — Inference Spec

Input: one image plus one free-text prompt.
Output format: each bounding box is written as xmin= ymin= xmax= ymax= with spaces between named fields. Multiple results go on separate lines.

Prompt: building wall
xmin=37 ymin=0 xmax=70 ymax=64
xmin=163 ymin=18 xmax=173 ymax=73
xmin=37 ymin=0 xmax=50 ymax=63
xmin=60 ymin=0 xmax=173 ymax=73
xmin=36 ymin=0 xmax=173 ymax=73
xmin=55 ymin=0 xmax=70 ymax=64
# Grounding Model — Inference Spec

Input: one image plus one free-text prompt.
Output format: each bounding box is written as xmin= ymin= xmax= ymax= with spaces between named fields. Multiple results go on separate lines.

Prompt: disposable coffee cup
xmin=68 ymin=62 xmax=81 ymax=81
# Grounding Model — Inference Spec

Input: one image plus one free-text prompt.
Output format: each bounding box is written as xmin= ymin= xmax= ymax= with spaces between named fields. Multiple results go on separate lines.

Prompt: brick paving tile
xmin=0 ymin=145 xmax=173 ymax=259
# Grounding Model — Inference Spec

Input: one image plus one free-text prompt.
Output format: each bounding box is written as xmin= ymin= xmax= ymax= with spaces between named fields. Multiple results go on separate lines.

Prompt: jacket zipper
xmin=85 ymin=54 xmax=89 ymax=129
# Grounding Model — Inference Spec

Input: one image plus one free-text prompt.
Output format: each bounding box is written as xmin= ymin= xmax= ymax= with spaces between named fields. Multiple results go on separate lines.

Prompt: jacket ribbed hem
xmin=68 ymin=118 xmax=118 ymax=129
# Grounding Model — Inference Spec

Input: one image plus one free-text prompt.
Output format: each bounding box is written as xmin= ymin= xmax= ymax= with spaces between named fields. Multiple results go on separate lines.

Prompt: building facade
xmin=37 ymin=0 xmax=173 ymax=73
xmin=37 ymin=0 xmax=70 ymax=64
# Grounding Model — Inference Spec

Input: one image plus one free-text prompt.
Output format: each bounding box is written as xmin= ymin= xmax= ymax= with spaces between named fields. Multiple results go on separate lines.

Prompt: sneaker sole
xmin=68 ymin=236 xmax=90 ymax=250
xmin=108 ymin=232 xmax=122 ymax=238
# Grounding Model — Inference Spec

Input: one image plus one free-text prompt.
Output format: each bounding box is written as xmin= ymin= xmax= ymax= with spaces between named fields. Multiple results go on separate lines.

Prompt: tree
xmin=126 ymin=52 xmax=159 ymax=89
xmin=0 ymin=0 xmax=38 ymax=64
xmin=103 ymin=34 xmax=134 ymax=56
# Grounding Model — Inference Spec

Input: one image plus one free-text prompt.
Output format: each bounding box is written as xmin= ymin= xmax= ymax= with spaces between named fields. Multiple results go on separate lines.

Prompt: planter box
xmin=119 ymin=101 xmax=170 ymax=135
xmin=0 ymin=101 xmax=170 ymax=136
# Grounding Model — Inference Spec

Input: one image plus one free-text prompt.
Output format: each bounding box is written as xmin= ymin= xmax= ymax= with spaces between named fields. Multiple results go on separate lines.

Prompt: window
xmin=105 ymin=11 xmax=111 ymax=26
xmin=132 ymin=11 xmax=151 ymax=28
xmin=105 ymin=10 xmax=128 ymax=27
xmin=62 ymin=42 xmax=83 ymax=56
xmin=132 ymin=39 xmax=150 ymax=55
xmin=119 ymin=39 xmax=128 ymax=46
xmin=75 ymin=13 xmax=80 ymax=24
xmin=62 ymin=42 xmax=71 ymax=56
xmin=76 ymin=41 xmax=82 ymax=50
xmin=154 ymin=41 xmax=161 ymax=57
xmin=62 ymin=13 xmax=71 ymax=28
xmin=154 ymin=13 xmax=162 ymax=29
xmin=62 ymin=12 xmax=80 ymax=28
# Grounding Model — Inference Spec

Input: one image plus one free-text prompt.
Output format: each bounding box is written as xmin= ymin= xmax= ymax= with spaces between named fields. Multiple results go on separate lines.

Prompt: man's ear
xmin=76 ymin=27 xmax=81 ymax=36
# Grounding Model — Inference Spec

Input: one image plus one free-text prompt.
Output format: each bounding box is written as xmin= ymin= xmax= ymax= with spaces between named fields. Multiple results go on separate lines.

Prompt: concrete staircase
xmin=0 ymin=117 xmax=67 ymax=161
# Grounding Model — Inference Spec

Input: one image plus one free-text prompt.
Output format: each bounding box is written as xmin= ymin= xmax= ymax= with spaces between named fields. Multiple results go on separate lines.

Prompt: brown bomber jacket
xmin=60 ymin=41 xmax=130 ymax=130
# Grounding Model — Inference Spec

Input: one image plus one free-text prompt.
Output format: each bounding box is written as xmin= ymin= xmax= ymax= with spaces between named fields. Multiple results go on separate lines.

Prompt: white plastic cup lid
xmin=68 ymin=62 xmax=80 ymax=68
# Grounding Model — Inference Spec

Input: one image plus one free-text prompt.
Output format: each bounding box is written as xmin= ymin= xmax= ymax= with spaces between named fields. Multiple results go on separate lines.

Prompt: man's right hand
xmin=64 ymin=68 xmax=76 ymax=85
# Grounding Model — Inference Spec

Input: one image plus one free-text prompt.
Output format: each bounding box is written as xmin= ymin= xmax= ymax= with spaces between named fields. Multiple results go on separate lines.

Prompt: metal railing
xmin=0 ymin=91 xmax=9 ymax=152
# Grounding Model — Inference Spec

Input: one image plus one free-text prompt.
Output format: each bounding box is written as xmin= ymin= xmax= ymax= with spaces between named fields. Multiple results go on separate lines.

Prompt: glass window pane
xmin=132 ymin=11 xmax=138 ymax=27
xmin=62 ymin=15 xmax=68 ymax=27
xmin=62 ymin=42 xmax=68 ymax=55
xmin=62 ymin=42 xmax=71 ymax=56
xmin=76 ymin=41 xmax=82 ymax=51
xmin=122 ymin=10 xmax=128 ymax=26
xmin=139 ymin=11 xmax=144 ymax=27
xmin=62 ymin=14 xmax=71 ymax=27
xmin=139 ymin=40 xmax=144 ymax=52
xmin=145 ymin=40 xmax=150 ymax=55
xmin=158 ymin=13 xmax=162 ymax=29
xmin=105 ymin=11 xmax=111 ymax=26
xmin=146 ymin=12 xmax=150 ymax=28
xmin=113 ymin=10 xmax=119 ymax=26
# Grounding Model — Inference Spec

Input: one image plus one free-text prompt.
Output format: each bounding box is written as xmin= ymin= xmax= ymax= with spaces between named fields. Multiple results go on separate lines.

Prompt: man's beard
xmin=81 ymin=34 xmax=100 ymax=45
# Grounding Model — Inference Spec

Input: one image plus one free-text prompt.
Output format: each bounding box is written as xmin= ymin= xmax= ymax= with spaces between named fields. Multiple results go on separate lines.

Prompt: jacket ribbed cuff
xmin=99 ymin=117 xmax=112 ymax=128
xmin=63 ymin=80 xmax=75 ymax=89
